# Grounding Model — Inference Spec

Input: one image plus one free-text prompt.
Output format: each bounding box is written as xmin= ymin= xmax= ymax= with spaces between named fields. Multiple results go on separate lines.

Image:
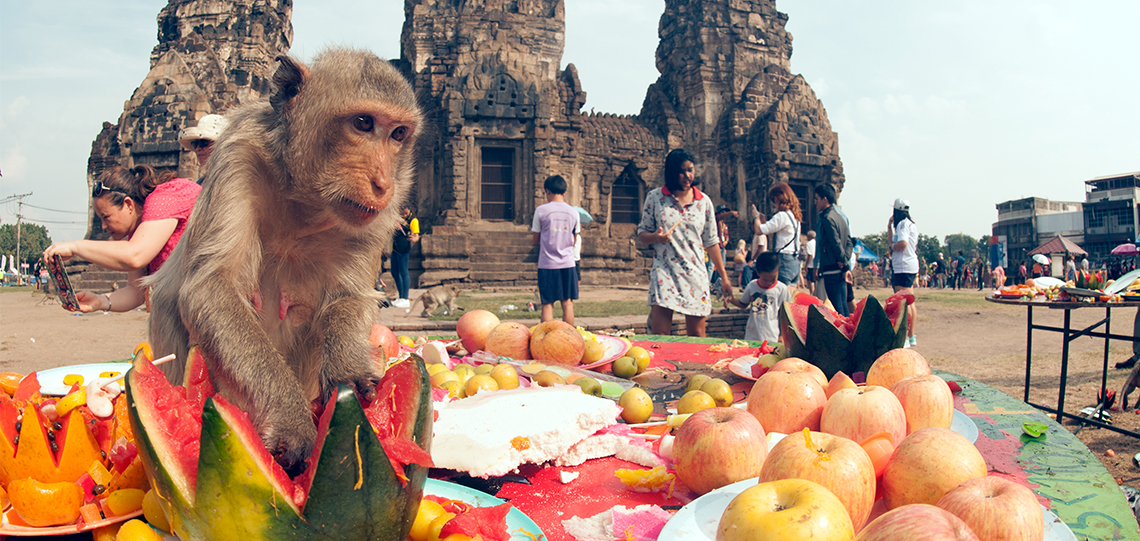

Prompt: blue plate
xmin=425 ymin=478 xmax=544 ymax=540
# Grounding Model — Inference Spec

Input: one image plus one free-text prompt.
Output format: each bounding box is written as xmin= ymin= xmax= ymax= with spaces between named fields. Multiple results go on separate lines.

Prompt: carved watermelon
xmin=126 ymin=347 xmax=433 ymax=540
xmin=779 ymin=292 xmax=912 ymax=378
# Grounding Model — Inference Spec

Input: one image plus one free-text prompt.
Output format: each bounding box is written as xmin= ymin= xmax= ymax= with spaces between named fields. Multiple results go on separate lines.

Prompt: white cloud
xmin=6 ymin=96 xmax=30 ymax=118
xmin=1 ymin=147 xmax=28 ymax=179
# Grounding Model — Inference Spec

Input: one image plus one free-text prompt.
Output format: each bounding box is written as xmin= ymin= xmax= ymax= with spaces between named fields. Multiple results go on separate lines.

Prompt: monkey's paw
xmin=261 ymin=419 xmax=317 ymax=478
xmin=320 ymin=365 xmax=382 ymax=406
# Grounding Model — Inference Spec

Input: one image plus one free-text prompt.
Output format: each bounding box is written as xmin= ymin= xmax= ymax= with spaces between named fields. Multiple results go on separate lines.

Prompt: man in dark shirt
xmin=813 ymin=183 xmax=852 ymax=317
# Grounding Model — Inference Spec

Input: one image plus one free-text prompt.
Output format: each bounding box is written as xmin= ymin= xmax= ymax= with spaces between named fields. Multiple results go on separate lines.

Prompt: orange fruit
xmin=0 ymin=372 xmax=24 ymax=396
xmin=8 ymin=477 xmax=84 ymax=527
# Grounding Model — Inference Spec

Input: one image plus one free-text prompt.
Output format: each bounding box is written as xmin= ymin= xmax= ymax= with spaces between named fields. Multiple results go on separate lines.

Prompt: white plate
xmin=727 ymin=356 xmax=761 ymax=380
xmin=1031 ymin=276 xmax=1064 ymax=289
xmin=33 ymin=362 xmax=132 ymax=396
xmin=952 ymin=409 xmax=979 ymax=444
xmin=658 ymin=477 xmax=1075 ymax=541
xmin=1105 ymin=268 xmax=1140 ymax=295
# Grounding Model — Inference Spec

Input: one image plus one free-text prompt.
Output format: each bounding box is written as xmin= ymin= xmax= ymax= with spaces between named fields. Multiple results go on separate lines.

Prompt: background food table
xmin=985 ymin=295 xmax=1140 ymax=438
xmin=475 ymin=336 xmax=1139 ymax=541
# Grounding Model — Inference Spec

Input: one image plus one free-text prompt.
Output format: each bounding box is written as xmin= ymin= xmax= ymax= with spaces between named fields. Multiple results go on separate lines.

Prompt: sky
xmin=2 ymin=0 xmax=1138 ymax=244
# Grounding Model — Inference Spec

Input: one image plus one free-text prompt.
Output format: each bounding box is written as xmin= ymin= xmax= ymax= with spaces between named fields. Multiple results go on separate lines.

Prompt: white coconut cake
xmin=431 ymin=386 xmax=622 ymax=477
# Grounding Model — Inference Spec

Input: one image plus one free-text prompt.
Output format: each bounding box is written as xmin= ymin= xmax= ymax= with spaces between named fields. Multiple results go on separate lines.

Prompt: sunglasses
xmin=190 ymin=139 xmax=212 ymax=150
xmin=92 ymin=181 xmax=128 ymax=198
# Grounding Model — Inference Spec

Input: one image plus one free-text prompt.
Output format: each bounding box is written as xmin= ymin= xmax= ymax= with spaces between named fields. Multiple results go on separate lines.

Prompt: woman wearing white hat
xmin=888 ymin=198 xmax=918 ymax=348
xmin=178 ymin=114 xmax=228 ymax=181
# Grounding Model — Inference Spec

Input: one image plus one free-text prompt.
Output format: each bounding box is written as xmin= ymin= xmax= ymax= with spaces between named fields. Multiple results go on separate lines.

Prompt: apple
xmin=759 ymin=429 xmax=876 ymax=530
xmin=674 ymin=407 xmax=768 ymax=495
xmin=882 ymin=427 xmax=987 ymax=509
xmin=456 ymin=309 xmax=500 ymax=353
xmin=529 ymin=320 xmax=585 ymax=365
xmin=716 ymin=478 xmax=854 ymax=541
xmin=369 ymin=323 xmax=400 ymax=366
xmin=855 ymin=504 xmax=979 ymax=541
xmin=746 ymin=370 xmax=827 ymax=434
xmin=769 ymin=358 xmax=828 ymax=389
xmin=484 ymin=321 xmax=532 ymax=360
xmin=865 ymin=349 xmax=931 ymax=389
xmin=891 ymin=374 xmax=954 ymax=434
xmin=820 ymin=385 xmax=907 ymax=449
xmin=936 ymin=476 xmax=1043 ymax=541
xmin=825 ymin=370 xmax=857 ymax=398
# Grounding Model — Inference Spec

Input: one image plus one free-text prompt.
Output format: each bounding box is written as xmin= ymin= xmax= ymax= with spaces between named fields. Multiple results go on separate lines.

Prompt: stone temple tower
xmin=644 ymin=0 xmax=844 ymax=221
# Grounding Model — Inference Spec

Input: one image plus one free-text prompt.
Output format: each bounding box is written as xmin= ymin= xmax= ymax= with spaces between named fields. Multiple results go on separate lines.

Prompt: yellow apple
xmin=716 ymin=478 xmax=854 ymax=541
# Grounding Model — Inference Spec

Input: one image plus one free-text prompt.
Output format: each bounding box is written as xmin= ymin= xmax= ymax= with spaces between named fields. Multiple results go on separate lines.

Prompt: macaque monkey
xmin=146 ymin=48 xmax=421 ymax=475
xmin=405 ymin=284 xmax=462 ymax=317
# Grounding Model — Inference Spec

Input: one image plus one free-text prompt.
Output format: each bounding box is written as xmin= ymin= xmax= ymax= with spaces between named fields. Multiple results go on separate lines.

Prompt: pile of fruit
xmin=0 ymin=350 xmax=169 ymax=540
xmin=661 ymin=348 xmax=1044 ymax=541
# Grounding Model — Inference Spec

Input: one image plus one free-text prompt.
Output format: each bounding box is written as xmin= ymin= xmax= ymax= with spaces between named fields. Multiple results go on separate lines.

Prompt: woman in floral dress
xmin=637 ymin=149 xmax=733 ymax=336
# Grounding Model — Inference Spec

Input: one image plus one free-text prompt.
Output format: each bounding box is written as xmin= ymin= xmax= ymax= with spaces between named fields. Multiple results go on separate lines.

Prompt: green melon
xmin=779 ymin=293 xmax=910 ymax=378
xmin=126 ymin=350 xmax=433 ymax=540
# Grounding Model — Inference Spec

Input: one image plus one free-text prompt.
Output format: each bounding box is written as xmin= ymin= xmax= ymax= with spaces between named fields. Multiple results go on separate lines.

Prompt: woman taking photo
xmin=44 ymin=165 xmax=201 ymax=312
xmin=757 ymin=182 xmax=803 ymax=287
xmin=637 ymin=148 xmax=733 ymax=337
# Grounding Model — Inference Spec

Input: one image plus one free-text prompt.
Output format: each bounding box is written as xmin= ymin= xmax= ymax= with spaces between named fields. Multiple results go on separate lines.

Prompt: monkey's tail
xmin=404 ymin=295 xmax=422 ymax=314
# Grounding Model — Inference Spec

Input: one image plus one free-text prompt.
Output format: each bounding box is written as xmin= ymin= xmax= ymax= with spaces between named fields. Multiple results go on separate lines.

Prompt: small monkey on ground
xmin=405 ymin=284 xmax=462 ymax=317
xmin=147 ymin=48 xmax=421 ymax=474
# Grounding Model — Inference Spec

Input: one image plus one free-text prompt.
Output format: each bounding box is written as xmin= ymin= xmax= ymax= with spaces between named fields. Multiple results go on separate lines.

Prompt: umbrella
xmin=853 ymin=239 xmax=880 ymax=263
xmin=1032 ymin=254 xmax=1050 ymax=265
xmin=573 ymin=206 xmax=593 ymax=224
xmin=1111 ymin=243 xmax=1139 ymax=255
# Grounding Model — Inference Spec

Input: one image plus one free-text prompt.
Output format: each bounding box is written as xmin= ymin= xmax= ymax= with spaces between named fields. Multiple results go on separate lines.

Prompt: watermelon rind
xmin=849 ymin=295 xmax=909 ymax=376
xmin=127 ymin=355 xmax=433 ymax=541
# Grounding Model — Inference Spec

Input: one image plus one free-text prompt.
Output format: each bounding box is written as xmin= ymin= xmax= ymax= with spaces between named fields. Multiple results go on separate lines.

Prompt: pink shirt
xmin=140 ymin=178 xmax=201 ymax=274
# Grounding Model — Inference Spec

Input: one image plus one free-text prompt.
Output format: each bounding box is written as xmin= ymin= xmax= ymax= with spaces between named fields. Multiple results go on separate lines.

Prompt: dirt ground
xmin=2 ymin=285 xmax=1137 ymax=488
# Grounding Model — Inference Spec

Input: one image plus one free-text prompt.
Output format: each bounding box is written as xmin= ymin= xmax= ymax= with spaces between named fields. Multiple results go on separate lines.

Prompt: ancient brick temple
xmin=86 ymin=0 xmax=843 ymax=288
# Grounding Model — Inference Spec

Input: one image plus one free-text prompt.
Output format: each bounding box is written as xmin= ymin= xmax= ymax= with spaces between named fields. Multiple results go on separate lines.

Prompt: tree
xmin=0 ymin=223 xmax=53 ymax=270
xmin=916 ymin=233 xmax=943 ymax=265
xmin=944 ymin=233 xmax=979 ymax=259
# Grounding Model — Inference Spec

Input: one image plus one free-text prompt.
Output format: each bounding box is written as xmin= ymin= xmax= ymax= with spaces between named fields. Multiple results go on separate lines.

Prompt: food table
xmin=474 ymin=335 xmax=1139 ymax=541
xmin=985 ymin=295 xmax=1140 ymax=438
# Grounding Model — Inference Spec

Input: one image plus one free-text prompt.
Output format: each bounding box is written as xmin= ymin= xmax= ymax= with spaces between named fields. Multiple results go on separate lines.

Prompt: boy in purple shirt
xmin=531 ymin=175 xmax=581 ymax=325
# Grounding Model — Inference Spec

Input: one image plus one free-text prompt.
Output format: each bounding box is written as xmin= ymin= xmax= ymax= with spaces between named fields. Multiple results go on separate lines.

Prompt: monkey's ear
xmin=270 ymin=55 xmax=310 ymax=114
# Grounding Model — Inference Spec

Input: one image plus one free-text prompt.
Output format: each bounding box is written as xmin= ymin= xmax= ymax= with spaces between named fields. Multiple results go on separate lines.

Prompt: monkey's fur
xmin=405 ymin=284 xmax=463 ymax=318
xmin=146 ymin=48 xmax=421 ymax=474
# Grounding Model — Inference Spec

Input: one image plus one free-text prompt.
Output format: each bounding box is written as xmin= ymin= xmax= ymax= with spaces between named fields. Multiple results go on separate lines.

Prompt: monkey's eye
xmin=352 ymin=115 xmax=375 ymax=133
xmin=390 ymin=126 xmax=409 ymax=142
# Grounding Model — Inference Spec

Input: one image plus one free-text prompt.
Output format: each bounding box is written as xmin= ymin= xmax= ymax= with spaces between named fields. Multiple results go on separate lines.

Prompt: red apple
xmin=484 ymin=321 xmax=532 ymax=360
xmin=936 ymin=476 xmax=1043 ymax=541
xmin=369 ymin=323 xmax=399 ymax=367
xmin=746 ymin=370 xmax=827 ymax=434
xmin=825 ymin=370 xmax=857 ymax=398
xmin=891 ymin=374 xmax=954 ymax=434
xmin=673 ymin=407 xmax=768 ymax=495
xmin=759 ymin=429 xmax=876 ymax=530
xmin=865 ymin=349 xmax=931 ymax=389
xmin=717 ymin=478 xmax=854 ymax=541
xmin=529 ymin=320 xmax=585 ymax=366
xmin=882 ymin=427 xmax=987 ymax=509
xmin=855 ymin=504 xmax=979 ymax=541
xmin=456 ymin=309 xmax=500 ymax=353
xmin=769 ymin=358 xmax=828 ymax=389
xmin=821 ymin=385 xmax=907 ymax=449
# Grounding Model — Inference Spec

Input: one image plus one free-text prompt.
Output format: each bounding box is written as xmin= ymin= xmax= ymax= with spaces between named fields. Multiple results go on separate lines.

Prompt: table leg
xmin=1100 ymin=306 xmax=1110 ymax=401
xmin=1056 ymin=309 xmax=1071 ymax=424
xmin=1024 ymin=305 xmax=1034 ymax=403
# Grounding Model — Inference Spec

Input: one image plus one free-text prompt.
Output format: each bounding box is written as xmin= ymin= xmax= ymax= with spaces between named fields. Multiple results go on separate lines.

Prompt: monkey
xmin=145 ymin=48 xmax=421 ymax=475
xmin=405 ymin=284 xmax=463 ymax=318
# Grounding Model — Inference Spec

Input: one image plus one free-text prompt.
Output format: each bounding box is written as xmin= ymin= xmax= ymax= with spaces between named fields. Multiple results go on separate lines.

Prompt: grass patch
xmin=913 ymin=289 xmax=992 ymax=309
xmin=428 ymin=291 xmax=649 ymax=321
xmin=0 ymin=286 xmax=35 ymax=294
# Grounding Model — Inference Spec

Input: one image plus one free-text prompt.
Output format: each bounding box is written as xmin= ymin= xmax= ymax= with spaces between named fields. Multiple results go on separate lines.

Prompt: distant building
xmin=992 ymin=197 xmax=1083 ymax=267
xmin=1083 ymin=171 xmax=1140 ymax=258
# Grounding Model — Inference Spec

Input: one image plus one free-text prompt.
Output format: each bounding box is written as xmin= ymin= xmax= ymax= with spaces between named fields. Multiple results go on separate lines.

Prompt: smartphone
xmin=46 ymin=254 xmax=81 ymax=311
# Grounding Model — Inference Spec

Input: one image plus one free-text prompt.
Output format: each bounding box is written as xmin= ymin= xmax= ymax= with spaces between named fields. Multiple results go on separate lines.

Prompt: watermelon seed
xmin=52 ymin=421 xmax=62 ymax=431
xmin=93 ymin=484 xmax=105 ymax=495
xmin=13 ymin=421 xmax=19 ymax=432
xmin=12 ymin=435 xmax=17 ymax=445
xmin=47 ymin=430 xmax=55 ymax=441
xmin=50 ymin=441 xmax=58 ymax=453
xmin=101 ymin=449 xmax=107 ymax=461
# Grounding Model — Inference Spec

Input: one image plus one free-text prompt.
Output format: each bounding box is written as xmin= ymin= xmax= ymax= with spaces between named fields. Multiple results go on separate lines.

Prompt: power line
xmin=23 ymin=218 xmax=87 ymax=225
xmin=22 ymin=203 xmax=87 ymax=214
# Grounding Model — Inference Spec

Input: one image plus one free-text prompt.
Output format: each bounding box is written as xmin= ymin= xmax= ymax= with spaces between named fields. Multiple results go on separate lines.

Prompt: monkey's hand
xmin=318 ymin=297 xmax=384 ymax=406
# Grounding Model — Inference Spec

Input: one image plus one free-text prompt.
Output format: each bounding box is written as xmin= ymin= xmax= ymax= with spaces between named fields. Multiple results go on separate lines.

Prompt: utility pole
xmin=1 ymin=192 xmax=33 ymax=283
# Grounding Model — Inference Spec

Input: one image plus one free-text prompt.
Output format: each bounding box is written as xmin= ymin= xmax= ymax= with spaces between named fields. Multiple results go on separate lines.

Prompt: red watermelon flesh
xmin=130 ymin=360 xmax=207 ymax=492
xmin=883 ymin=291 xmax=916 ymax=328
